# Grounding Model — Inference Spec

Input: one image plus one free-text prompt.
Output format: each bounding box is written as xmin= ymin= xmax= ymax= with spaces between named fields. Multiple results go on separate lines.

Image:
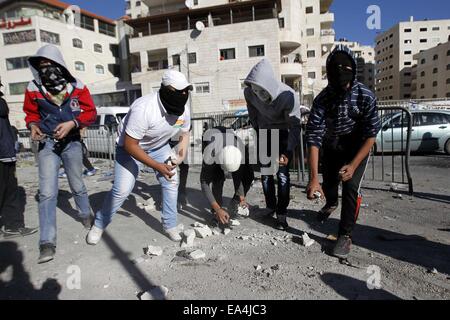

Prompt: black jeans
xmin=178 ymin=162 xmax=189 ymax=195
xmin=322 ymin=134 xmax=369 ymax=237
xmin=257 ymin=129 xmax=290 ymax=215
xmin=0 ymin=161 xmax=24 ymax=229
xmin=81 ymin=140 xmax=94 ymax=171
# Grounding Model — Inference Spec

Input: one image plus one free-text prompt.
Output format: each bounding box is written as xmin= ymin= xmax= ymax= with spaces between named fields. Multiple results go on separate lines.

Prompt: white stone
xmin=301 ymin=233 xmax=316 ymax=247
xmin=192 ymin=222 xmax=205 ymax=228
xmin=223 ymin=228 xmax=231 ymax=235
xmin=255 ymin=265 xmax=262 ymax=271
xmin=230 ymin=219 xmax=241 ymax=226
xmin=194 ymin=225 xmax=212 ymax=238
xmin=145 ymin=245 xmax=163 ymax=256
xmin=237 ymin=206 xmax=250 ymax=217
xmin=139 ymin=286 xmax=169 ymax=300
xmin=212 ymin=229 xmax=220 ymax=236
xmin=189 ymin=249 xmax=206 ymax=260
xmin=181 ymin=229 xmax=195 ymax=248
xmin=237 ymin=235 xmax=249 ymax=240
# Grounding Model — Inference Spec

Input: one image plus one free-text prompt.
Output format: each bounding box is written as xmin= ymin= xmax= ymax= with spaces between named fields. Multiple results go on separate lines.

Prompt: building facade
xmin=375 ymin=18 xmax=450 ymax=101
xmin=334 ymin=39 xmax=375 ymax=91
xmin=0 ymin=0 xmax=138 ymax=128
xmin=125 ymin=0 xmax=335 ymax=113
xmin=413 ymin=41 xmax=450 ymax=99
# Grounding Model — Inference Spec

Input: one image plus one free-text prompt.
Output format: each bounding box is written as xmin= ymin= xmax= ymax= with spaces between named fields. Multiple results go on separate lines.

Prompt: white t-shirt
xmin=117 ymin=92 xmax=191 ymax=151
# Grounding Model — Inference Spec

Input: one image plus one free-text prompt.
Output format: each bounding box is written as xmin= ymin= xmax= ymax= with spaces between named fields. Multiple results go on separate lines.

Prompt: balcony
xmin=321 ymin=29 xmax=335 ymax=45
xmin=320 ymin=12 xmax=334 ymax=29
xmin=280 ymin=55 xmax=303 ymax=77
xmin=279 ymin=30 xmax=301 ymax=51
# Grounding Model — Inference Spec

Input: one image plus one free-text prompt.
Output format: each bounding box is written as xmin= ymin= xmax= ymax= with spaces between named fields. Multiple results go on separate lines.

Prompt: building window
xmin=446 ymin=78 xmax=450 ymax=84
xmin=404 ymin=61 xmax=412 ymax=66
xmin=95 ymin=65 xmax=105 ymax=74
xmin=433 ymin=68 xmax=438 ymax=74
xmin=172 ymin=54 xmax=180 ymax=66
xmin=421 ymin=71 xmax=425 ymax=77
xmin=80 ymin=15 xmax=95 ymax=31
xmin=433 ymin=54 xmax=439 ymax=60
xmin=73 ymin=38 xmax=83 ymax=48
xmin=6 ymin=56 xmax=29 ymax=70
xmin=306 ymin=28 xmax=314 ymax=36
xmin=98 ymin=21 xmax=116 ymax=37
xmin=307 ymin=50 xmax=316 ymax=58
xmin=40 ymin=30 xmax=60 ymax=45
xmin=404 ymin=72 xmax=411 ymax=76
xmin=305 ymin=6 xmax=313 ymax=14
xmin=308 ymin=72 xmax=316 ymax=79
xmin=404 ymin=39 xmax=412 ymax=44
xmin=9 ymin=82 xmax=28 ymax=95
xmin=404 ymin=28 xmax=412 ymax=33
xmin=219 ymin=48 xmax=235 ymax=60
xmin=433 ymin=81 xmax=438 ymax=87
xmin=75 ymin=61 xmax=85 ymax=71
xmin=404 ymin=83 xmax=411 ymax=87
xmin=126 ymin=1 xmax=131 ymax=10
xmin=448 ymin=64 xmax=450 ymax=70
xmin=420 ymin=27 xmax=427 ymax=32
xmin=433 ymin=94 xmax=438 ymax=98
xmin=136 ymin=1 xmax=141 ymax=6
xmin=447 ymin=50 xmax=450 ymax=56
xmin=94 ymin=43 xmax=103 ymax=53
xmin=3 ymin=30 xmax=36 ymax=45
xmin=188 ymin=52 xmax=197 ymax=64
xmin=421 ymin=58 xmax=426 ymax=64
xmin=248 ymin=45 xmax=265 ymax=57
xmin=420 ymin=83 xmax=425 ymax=89
xmin=404 ymin=94 xmax=411 ymax=98
xmin=195 ymin=82 xmax=210 ymax=94
xmin=420 ymin=39 xmax=427 ymax=43
xmin=278 ymin=18 xmax=284 ymax=29
xmin=447 ymin=92 xmax=450 ymax=98
xmin=432 ymin=26 xmax=440 ymax=31
xmin=404 ymin=50 xmax=412 ymax=54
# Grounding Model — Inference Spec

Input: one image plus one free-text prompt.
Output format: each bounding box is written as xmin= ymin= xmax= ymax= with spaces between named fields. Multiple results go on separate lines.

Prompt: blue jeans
xmin=38 ymin=139 xmax=92 ymax=246
xmin=95 ymin=144 xmax=179 ymax=230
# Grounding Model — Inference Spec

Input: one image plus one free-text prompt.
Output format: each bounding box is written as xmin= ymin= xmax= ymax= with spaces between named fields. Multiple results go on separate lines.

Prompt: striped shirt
xmin=305 ymin=81 xmax=381 ymax=148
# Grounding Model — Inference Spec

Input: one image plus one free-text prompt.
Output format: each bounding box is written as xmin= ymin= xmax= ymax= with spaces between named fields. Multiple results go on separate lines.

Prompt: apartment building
xmin=125 ymin=0 xmax=335 ymax=113
xmin=334 ymin=39 xmax=375 ymax=91
xmin=412 ymin=41 xmax=450 ymax=99
xmin=0 ymin=0 xmax=138 ymax=128
xmin=375 ymin=17 xmax=450 ymax=101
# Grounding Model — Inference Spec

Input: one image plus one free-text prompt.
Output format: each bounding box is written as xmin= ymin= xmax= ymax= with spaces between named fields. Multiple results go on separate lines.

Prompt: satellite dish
xmin=195 ymin=21 xmax=205 ymax=31
xmin=322 ymin=45 xmax=328 ymax=53
xmin=185 ymin=0 xmax=194 ymax=9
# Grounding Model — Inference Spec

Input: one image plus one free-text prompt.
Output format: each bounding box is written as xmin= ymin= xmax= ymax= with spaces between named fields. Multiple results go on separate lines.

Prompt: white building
xmin=125 ymin=0 xmax=335 ymax=113
xmin=334 ymin=39 xmax=375 ymax=91
xmin=0 ymin=0 xmax=139 ymax=128
xmin=412 ymin=41 xmax=450 ymax=99
xmin=375 ymin=17 xmax=450 ymax=101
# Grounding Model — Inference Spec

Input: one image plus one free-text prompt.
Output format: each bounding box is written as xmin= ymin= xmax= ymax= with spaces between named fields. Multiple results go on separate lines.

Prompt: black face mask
xmin=327 ymin=52 xmax=354 ymax=92
xmin=159 ymin=85 xmax=189 ymax=116
xmin=39 ymin=65 xmax=68 ymax=95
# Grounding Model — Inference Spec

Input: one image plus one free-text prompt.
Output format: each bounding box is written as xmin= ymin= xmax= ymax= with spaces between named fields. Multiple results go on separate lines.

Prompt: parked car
xmin=375 ymin=110 xmax=450 ymax=154
xmin=85 ymin=107 xmax=130 ymax=154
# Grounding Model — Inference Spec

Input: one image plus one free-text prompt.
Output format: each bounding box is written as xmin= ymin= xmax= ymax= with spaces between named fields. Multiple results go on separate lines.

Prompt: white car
xmin=375 ymin=110 xmax=450 ymax=154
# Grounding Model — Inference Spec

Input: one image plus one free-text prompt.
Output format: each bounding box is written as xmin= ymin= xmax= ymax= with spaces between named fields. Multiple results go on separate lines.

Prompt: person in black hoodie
xmin=0 ymin=80 xmax=37 ymax=238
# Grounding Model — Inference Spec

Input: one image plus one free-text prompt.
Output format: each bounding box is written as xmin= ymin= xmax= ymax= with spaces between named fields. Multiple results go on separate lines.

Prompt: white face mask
xmin=251 ymin=84 xmax=272 ymax=103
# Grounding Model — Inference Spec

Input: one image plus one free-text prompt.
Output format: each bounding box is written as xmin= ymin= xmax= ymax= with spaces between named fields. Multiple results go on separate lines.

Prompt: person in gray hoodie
xmin=244 ymin=58 xmax=303 ymax=231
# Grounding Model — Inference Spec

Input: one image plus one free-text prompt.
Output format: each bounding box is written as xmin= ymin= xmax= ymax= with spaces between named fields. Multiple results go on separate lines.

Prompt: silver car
xmin=376 ymin=110 xmax=450 ymax=154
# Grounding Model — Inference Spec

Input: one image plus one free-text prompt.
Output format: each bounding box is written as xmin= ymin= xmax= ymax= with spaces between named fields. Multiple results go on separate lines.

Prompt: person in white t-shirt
xmin=86 ymin=70 xmax=192 ymax=243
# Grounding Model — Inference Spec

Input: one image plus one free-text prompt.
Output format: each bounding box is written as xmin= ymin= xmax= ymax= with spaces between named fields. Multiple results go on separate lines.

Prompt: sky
xmin=69 ymin=0 xmax=450 ymax=46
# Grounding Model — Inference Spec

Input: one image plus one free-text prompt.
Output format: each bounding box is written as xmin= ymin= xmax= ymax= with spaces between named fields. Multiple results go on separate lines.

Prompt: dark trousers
xmin=81 ymin=140 xmax=94 ymax=171
xmin=0 ymin=161 xmax=24 ymax=229
xmin=258 ymin=129 xmax=290 ymax=215
xmin=322 ymin=135 xmax=369 ymax=237
xmin=178 ymin=162 xmax=189 ymax=195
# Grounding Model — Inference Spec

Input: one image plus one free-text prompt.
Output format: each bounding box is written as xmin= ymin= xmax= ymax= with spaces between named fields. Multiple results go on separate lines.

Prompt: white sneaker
xmin=164 ymin=224 xmax=184 ymax=242
xmin=86 ymin=225 xmax=104 ymax=245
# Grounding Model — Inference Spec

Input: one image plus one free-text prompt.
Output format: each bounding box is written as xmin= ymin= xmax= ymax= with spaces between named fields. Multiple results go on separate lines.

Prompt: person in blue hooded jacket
xmin=244 ymin=59 xmax=305 ymax=231
xmin=305 ymin=45 xmax=381 ymax=258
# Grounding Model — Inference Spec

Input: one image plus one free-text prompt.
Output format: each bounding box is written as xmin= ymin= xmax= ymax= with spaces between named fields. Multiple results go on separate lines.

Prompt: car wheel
xmin=445 ymin=139 xmax=450 ymax=155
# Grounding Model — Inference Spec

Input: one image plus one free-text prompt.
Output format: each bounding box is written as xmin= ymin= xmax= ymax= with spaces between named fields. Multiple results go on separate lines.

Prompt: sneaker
xmin=332 ymin=235 xmax=352 ymax=258
xmin=275 ymin=214 xmax=289 ymax=231
xmin=164 ymin=224 xmax=184 ymax=242
xmin=38 ymin=244 xmax=56 ymax=264
xmin=86 ymin=225 xmax=104 ymax=245
xmin=3 ymin=227 xmax=38 ymax=239
xmin=81 ymin=215 xmax=94 ymax=230
xmin=317 ymin=204 xmax=338 ymax=223
xmin=83 ymin=168 xmax=97 ymax=177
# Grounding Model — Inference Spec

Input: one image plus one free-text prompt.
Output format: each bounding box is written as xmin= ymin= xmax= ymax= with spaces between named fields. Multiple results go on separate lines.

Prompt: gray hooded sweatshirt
xmin=244 ymin=58 xmax=302 ymax=154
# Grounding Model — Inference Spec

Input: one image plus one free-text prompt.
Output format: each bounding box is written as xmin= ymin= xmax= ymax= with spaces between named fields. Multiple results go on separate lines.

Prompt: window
xmin=404 ymin=72 xmax=411 ymax=76
xmin=404 ymin=61 xmax=412 ymax=66
xmin=195 ymin=82 xmax=210 ymax=94
xmin=447 ymin=50 xmax=450 ymax=56
xmin=278 ymin=18 xmax=284 ymax=29
xmin=307 ymin=50 xmax=315 ymax=58
xmin=420 ymin=27 xmax=427 ymax=32
xmin=305 ymin=6 xmax=313 ymax=14
xmin=421 ymin=58 xmax=426 ymax=64
xmin=172 ymin=54 xmax=180 ymax=66
xmin=420 ymin=84 xmax=425 ymax=89
xmin=98 ymin=21 xmax=116 ymax=37
xmin=404 ymin=50 xmax=412 ymax=54
xmin=94 ymin=43 xmax=103 ymax=53
xmin=433 ymin=54 xmax=439 ymax=60
xmin=403 ymin=94 xmax=411 ymax=98
xmin=421 ymin=71 xmax=425 ymax=77
xmin=9 ymin=82 xmax=28 ymax=95
xmin=248 ymin=45 xmax=264 ymax=57
xmin=40 ymin=30 xmax=60 ymax=45
xmin=420 ymin=39 xmax=427 ymax=43
xmin=404 ymin=28 xmax=412 ymax=33
xmin=73 ymin=38 xmax=83 ymax=48
xmin=219 ymin=48 xmax=235 ymax=60
xmin=126 ymin=1 xmax=131 ymax=10
xmin=184 ymin=52 xmax=196 ymax=64
xmin=448 ymin=64 xmax=450 ymax=70
xmin=446 ymin=78 xmax=450 ymax=84
xmin=308 ymin=72 xmax=316 ymax=79
xmin=433 ymin=81 xmax=438 ymax=87
xmin=136 ymin=1 xmax=141 ymax=6
xmin=306 ymin=28 xmax=314 ymax=36
xmin=6 ymin=56 xmax=29 ymax=70
xmin=95 ymin=65 xmax=105 ymax=74
xmin=404 ymin=83 xmax=411 ymax=87
xmin=433 ymin=68 xmax=438 ymax=74
xmin=75 ymin=61 xmax=85 ymax=71
xmin=447 ymin=92 xmax=450 ymax=98
xmin=432 ymin=26 xmax=440 ymax=31
xmin=404 ymin=39 xmax=412 ymax=44
xmin=3 ymin=30 xmax=36 ymax=45
xmin=418 ymin=113 xmax=446 ymax=126
xmin=80 ymin=15 xmax=95 ymax=31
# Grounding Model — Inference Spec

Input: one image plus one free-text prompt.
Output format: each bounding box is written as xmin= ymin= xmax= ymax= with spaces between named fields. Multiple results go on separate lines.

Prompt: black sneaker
xmin=82 ymin=215 xmax=94 ymax=230
xmin=275 ymin=215 xmax=289 ymax=231
xmin=3 ymin=227 xmax=38 ymax=239
xmin=332 ymin=235 xmax=352 ymax=258
xmin=317 ymin=204 xmax=338 ymax=223
xmin=38 ymin=244 xmax=56 ymax=264
xmin=178 ymin=193 xmax=188 ymax=208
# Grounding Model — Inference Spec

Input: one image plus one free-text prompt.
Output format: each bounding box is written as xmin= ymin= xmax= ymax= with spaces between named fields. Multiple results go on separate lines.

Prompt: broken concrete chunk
xmin=301 ymin=233 xmax=316 ymax=247
xmin=427 ymin=268 xmax=438 ymax=274
xmin=194 ymin=225 xmax=212 ymax=238
xmin=212 ymin=229 xmax=220 ymax=236
xmin=145 ymin=245 xmax=163 ymax=256
xmin=223 ymin=228 xmax=231 ymax=235
xmin=237 ymin=206 xmax=250 ymax=217
xmin=180 ymin=229 xmax=195 ymax=248
xmin=255 ymin=265 xmax=262 ymax=271
xmin=132 ymin=254 xmax=151 ymax=264
xmin=189 ymin=249 xmax=206 ymax=260
xmin=192 ymin=222 xmax=205 ymax=228
xmin=138 ymin=286 xmax=169 ymax=300
xmin=230 ymin=219 xmax=241 ymax=226
xmin=237 ymin=235 xmax=250 ymax=241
